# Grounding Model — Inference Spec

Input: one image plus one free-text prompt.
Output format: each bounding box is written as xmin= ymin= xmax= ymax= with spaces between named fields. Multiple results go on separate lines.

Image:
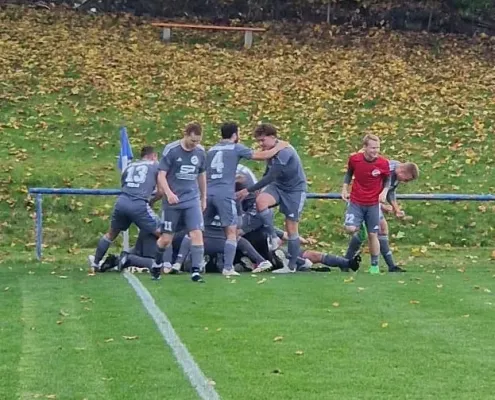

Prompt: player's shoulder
xmin=162 ymin=140 xmax=181 ymax=156
xmin=349 ymin=152 xmax=363 ymax=161
xmin=195 ymin=144 xmax=206 ymax=154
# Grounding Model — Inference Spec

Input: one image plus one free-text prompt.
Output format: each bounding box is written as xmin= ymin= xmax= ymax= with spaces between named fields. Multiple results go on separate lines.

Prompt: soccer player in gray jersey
xmin=154 ymin=123 xmax=207 ymax=282
xmin=205 ymin=122 xmax=287 ymax=277
xmin=88 ymin=146 xmax=162 ymax=272
xmin=236 ymin=123 xmax=307 ymax=274
xmin=344 ymin=160 xmax=419 ymax=272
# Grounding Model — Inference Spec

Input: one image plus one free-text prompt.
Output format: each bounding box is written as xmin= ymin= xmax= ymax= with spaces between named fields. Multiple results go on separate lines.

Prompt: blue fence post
xmin=35 ymin=194 xmax=43 ymax=261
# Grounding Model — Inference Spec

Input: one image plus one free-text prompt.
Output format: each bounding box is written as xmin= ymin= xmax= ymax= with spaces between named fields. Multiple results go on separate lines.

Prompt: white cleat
xmin=299 ymin=258 xmax=313 ymax=271
xmin=171 ymin=263 xmax=182 ymax=274
xmin=87 ymin=255 xmax=102 ymax=273
xmin=162 ymin=262 xmax=173 ymax=274
xmin=252 ymin=260 xmax=273 ymax=273
xmin=272 ymin=266 xmax=296 ymax=274
xmin=222 ymin=268 xmax=240 ymax=277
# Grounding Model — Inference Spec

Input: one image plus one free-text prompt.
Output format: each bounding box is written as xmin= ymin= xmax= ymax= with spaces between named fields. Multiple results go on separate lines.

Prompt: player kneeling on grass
xmin=344 ymin=160 xmax=419 ymax=273
xmin=168 ymin=215 xmax=273 ymax=275
xmin=341 ymin=134 xmax=391 ymax=275
xmin=88 ymin=146 xmax=162 ymax=273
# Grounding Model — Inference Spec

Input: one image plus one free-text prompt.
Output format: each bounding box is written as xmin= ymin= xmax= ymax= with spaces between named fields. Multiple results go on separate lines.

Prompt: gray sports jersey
xmin=159 ymin=140 xmax=206 ymax=203
xmin=236 ymin=164 xmax=258 ymax=213
xmin=205 ymin=215 xmax=227 ymax=239
xmin=387 ymin=160 xmax=400 ymax=202
xmin=266 ymin=146 xmax=307 ymax=192
xmin=207 ymin=141 xmax=253 ymax=198
xmin=121 ymin=160 xmax=159 ymax=201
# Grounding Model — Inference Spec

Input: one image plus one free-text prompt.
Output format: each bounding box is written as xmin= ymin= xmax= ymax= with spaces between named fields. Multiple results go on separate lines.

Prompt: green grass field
xmin=1 ymin=6 xmax=495 ymax=399
xmin=2 ymin=249 xmax=495 ymax=399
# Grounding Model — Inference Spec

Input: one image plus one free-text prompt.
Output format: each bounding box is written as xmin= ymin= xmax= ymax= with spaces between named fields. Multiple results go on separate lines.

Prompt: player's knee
xmin=189 ymin=229 xmax=203 ymax=244
xmin=345 ymin=226 xmax=358 ymax=234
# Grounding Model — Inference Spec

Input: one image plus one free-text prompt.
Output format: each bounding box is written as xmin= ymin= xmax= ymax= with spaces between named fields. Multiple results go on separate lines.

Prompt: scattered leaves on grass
xmin=257 ymin=278 xmax=267 ymax=284
xmin=4 ymin=287 xmax=10 ymax=291
xmin=295 ymin=350 xmax=304 ymax=356
xmin=273 ymin=336 xmax=284 ymax=342
xmin=59 ymin=309 xmax=69 ymax=317
xmin=381 ymin=322 xmax=389 ymax=328
xmin=343 ymin=277 xmax=354 ymax=284
xmin=122 ymin=335 xmax=139 ymax=340
xmin=409 ymin=300 xmax=420 ymax=305
xmin=332 ymin=302 xmax=340 ymax=307
xmin=104 ymin=338 xmax=114 ymax=343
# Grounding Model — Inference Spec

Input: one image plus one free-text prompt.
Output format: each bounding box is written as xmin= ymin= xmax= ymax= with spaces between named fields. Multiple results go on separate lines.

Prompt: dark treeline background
xmin=11 ymin=0 xmax=495 ymax=35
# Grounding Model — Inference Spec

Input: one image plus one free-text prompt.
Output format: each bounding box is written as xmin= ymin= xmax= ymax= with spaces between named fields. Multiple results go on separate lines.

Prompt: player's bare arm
xmin=198 ymin=171 xmax=207 ymax=211
xmin=250 ymin=140 xmax=289 ymax=160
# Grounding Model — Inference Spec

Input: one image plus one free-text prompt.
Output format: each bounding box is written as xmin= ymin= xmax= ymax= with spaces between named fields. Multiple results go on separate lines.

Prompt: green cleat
xmin=368 ymin=265 xmax=380 ymax=275
xmin=357 ymin=223 xmax=368 ymax=241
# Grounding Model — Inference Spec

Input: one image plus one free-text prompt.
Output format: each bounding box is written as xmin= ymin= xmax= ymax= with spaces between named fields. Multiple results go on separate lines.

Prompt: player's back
xmin=268 ymin=146 xmax=307 ymax=192
xmin=121 ymin=160 xmax=159 ymax=201
xmin=204 ymin=215 xmax=227 ymax=239
xmin=236 ymin=164 xmax=258 ymax=213
xmin=160 ymin=140 xmax=206 ymax=203
xmin=206 ymin=141 xmax=252 ymax=199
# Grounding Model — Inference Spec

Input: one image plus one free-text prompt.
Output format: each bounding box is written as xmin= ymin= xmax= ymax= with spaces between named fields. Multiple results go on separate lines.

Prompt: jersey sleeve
xmin=274 ymin=148 xmax=292 ymax=166
xmin=158 ymin=149 xmax=172 ymax=172
xmin=381 ymin=159 xmax=391 ymax=176
xmin=235 ymin=143 xmax=254 ymax=160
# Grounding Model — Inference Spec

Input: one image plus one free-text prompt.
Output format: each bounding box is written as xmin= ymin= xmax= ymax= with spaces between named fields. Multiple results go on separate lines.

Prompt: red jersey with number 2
xmin=348 ymin=153 xmax=390 ymax=206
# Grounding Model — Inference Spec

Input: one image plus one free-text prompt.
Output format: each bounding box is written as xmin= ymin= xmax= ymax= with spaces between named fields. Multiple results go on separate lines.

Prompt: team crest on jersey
xmin=191 ymin=156 xmax=199 ymax=165
xmin=371 ymin=169 xmax=381 ymax=177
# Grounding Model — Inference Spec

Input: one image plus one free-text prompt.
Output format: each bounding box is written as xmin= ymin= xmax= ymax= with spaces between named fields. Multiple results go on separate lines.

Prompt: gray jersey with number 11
xmin=206 ymin=141 xmax=253 ymax=198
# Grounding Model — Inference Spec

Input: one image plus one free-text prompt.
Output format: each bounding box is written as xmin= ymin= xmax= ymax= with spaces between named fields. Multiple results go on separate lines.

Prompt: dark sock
xmin=322 ymin=254 xmax=349 ymax=269
xmin=237 ymin=237 xmax=264 ymax=264
xmin=258 ymin=209 xmax=276 ymax=238
xmin=155 ymin=245 xmax=166 ymax=264
xmin=95 ymin=236 xmax=112 ymax=264
xmin=190 ymin=245 xmax=204 ymax=273
xmin=287 ymin=234 xmax=300 ymax=269
xmin=223 ymin=239 xmax=237 ymax=270
xmin=371 ymin=254 xmax=379 ymax=266
xmin=345 ymin=234 xmax=362 ymax=260
xmin=127 ymin=255 xmax=154 ymax=269
xmin=176 ymin=236 xmax=191 ymax=264
xmin=379 ymin=235 xmax=396 ymax=270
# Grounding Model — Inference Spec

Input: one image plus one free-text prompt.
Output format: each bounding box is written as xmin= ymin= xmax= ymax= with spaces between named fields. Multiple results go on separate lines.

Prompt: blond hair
xmin=362 ymin=133 xmax=380 ymax=146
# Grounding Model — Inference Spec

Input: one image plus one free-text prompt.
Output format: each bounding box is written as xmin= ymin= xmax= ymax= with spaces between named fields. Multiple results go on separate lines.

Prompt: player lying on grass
xmin=204 ymin=122 xmax=288 ymax=277
xmin=341 ymin=133 xmax=391 ymax=275
xmin=164 ymin=215 xmax=273 ymax=274
xmin=344 ymin=160 xmax=419 ymax=273
xmin=88 ymin=146 xmax=162 ymax=273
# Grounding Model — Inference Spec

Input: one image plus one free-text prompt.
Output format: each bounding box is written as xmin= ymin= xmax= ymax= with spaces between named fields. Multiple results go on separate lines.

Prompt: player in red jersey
xmin=341 ymin=134 xmax=391 ymax=274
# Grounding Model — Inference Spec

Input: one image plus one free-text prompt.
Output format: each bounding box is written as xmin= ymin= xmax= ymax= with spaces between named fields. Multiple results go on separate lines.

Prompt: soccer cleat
xmin=87 ymin=255 xmax=102 ymax=273
xmin=162 ymin=262 xmax=173 ymax=274
xmin=150 ymin=263 xmax=162 ymax=280
xmin=348 ymin=253 xmax=362 ymax=272
xmin=191 ymin=272 xmax=204 ymax=282
xmin=118 ymin=251 xmax=129 ymax=272
xmin=272 ymin=266 xmax=296 ymax=274
xmin=274 ymin=249 xmax=290 ymax=269
xmin=389 ymin=266 xmax=406 ymax=273
xmin=368 ymin=265 xmax=380 ymax=275
xmin=222 ymin=268 xmax=240 ymax=277
xmin=298 ymin=258 xmax=313 ymax=272
xmin=252 ymin=260 xmax=273 ymax=273
xmin=171 ymin=263 xmax=182 ymax=274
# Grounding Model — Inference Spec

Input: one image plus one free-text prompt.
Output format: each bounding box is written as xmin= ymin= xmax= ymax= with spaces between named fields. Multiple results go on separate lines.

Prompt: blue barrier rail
xmin=28 ymin=187 xmax=495 ymax=260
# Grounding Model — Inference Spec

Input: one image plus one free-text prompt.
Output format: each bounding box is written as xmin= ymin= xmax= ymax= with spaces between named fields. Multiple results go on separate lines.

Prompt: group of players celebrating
xmin=88 ymin=122 xmax=419 ymax=281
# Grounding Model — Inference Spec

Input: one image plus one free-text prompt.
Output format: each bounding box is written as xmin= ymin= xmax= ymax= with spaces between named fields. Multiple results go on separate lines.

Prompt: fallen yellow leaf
xmin=295 ymin=350 xmax=304 ymax=355
xmin=381 ymin=322 xmax=389 ymax=328
xmin=273 ymin=336 xmax=284 ymax=342
xmin=104 ymin=338 xmax=114 ymax=343
xmin=332 ymin=302 xmax=340 ymax=307
xmin=122 ymin=336 xmax=139 ymax=340
xmin=409 ymin=300 xmax=420 ymax=304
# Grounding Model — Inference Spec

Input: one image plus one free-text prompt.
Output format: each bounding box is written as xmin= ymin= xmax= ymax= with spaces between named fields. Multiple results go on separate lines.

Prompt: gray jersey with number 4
xmin=159 ymin=140 xmax=206 ymax=204
xmin=206 ymin=141 xmax=253 ymax=198
xmin=266 ymin=146 xmax=307 ymax=192
xmin=121 ymin=160 xmax=159 ymax=201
